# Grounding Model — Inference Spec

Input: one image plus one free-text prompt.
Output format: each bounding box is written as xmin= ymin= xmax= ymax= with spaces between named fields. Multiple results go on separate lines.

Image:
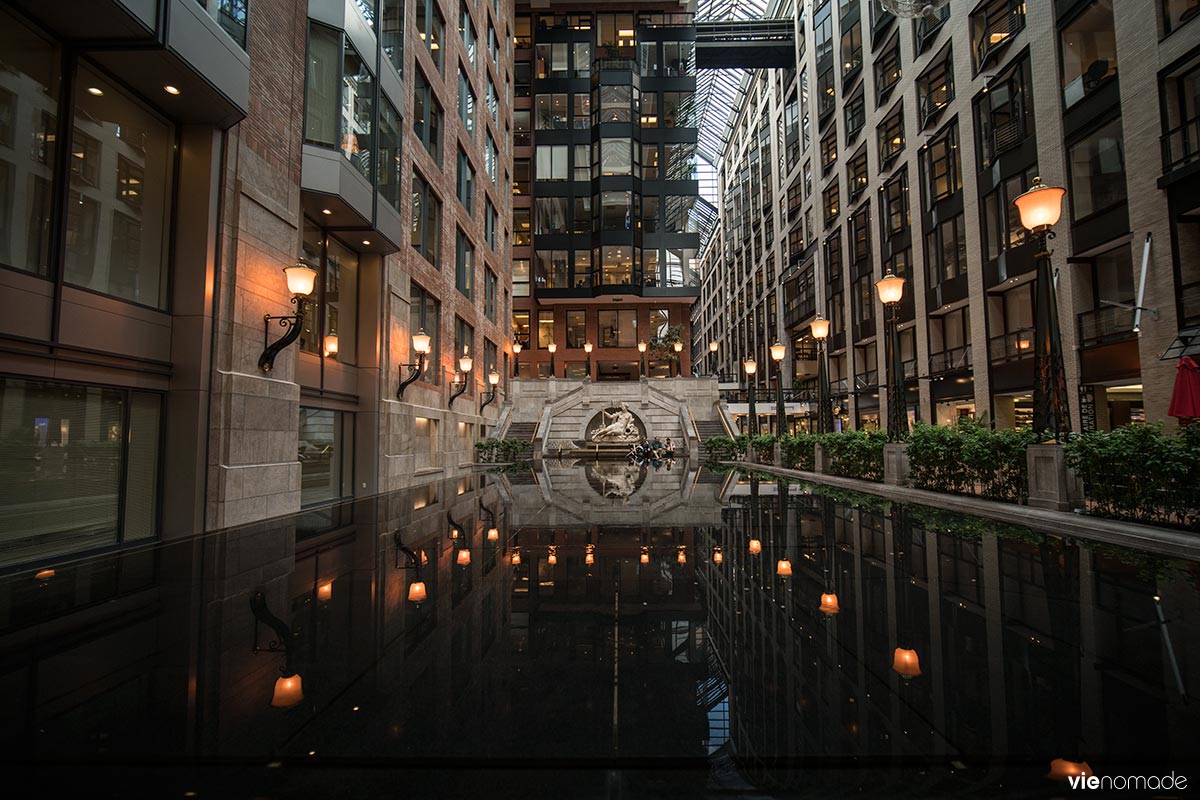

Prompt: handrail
xmin=973 ymin=3 xmax=1024 ymax=71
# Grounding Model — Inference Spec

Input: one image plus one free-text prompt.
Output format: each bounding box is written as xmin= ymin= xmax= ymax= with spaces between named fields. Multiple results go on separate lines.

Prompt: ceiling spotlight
xmin=362 ymin=240 xmax=371 ymax=246
xmin=163 ymin=85 xmax=181 ymax=95
xmin=87 ymin=87 xmax=104 ymax=96
xmin=322 ymin=208 xmax=333 ymax=215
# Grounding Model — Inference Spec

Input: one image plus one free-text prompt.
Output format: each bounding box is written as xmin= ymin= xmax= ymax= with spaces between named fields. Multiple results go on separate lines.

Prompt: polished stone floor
xmin=1 ymin=465 xmax=1196 ymax=798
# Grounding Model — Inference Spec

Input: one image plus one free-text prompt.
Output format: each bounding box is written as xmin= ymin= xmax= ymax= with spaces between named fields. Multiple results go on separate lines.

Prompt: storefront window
xmin=298 ymin=408 xmax=352 ymax=506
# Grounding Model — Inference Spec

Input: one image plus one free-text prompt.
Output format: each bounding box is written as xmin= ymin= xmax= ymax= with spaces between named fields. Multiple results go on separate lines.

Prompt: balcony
xmin=988 ymin=328 xmax=1034 ymax=364
xmin=1162 ymin=113 xmax=1200 ymax=176
xmin=919 ymin=85 xmax=952 ymax=129
xmin=854 ymin=370 xmax=879 ymax=393
xmin=694 ymin=19 xmax=796 ymax=70
xmin=929 ymin=345 xmax=972 ymax=376
xmin=1077 ymin=305 xmax=1137 ymax=347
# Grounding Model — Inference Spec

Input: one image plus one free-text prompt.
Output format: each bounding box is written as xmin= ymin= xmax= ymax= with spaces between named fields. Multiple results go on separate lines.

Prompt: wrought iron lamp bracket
xmin=259 ymin=297 xmax=307 ymax=373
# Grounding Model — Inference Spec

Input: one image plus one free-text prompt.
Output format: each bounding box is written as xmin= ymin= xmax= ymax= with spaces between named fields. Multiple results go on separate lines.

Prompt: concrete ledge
xmin=727 ymin=461 xmax=1200 ymax=561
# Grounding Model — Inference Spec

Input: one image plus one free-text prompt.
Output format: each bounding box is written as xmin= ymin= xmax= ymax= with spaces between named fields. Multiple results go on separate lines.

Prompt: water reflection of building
xmin=698 ymin=476 xmax=1200 ymax=793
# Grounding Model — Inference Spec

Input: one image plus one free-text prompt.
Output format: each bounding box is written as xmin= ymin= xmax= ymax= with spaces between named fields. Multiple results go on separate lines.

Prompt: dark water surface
xmin=1 ymin=466 xmax=1196 ymax=798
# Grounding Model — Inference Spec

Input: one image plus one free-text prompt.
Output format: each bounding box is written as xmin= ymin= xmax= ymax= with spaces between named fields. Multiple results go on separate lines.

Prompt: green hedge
xmin=779 ymin=433 xmax=817 ymax=471
xmin=475 ymin=438 xmax=532 ymax=463
xmin=702 ymin=434 xmax=745 ymax=463
xmin=906 ymin=418 xmax=1036 ymax=503
xmin=1065 ymin=423 xmax=1200 ymax=531
xmin=817 ymin=429 xmax=886 ymax=482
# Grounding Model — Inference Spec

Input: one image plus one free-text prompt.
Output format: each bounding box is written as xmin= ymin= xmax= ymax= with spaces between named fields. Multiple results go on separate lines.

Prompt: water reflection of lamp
xmin=511 ymin=548 xmax=522 ymax=566
xmin=585 ymin=543 xmax=596 ymax=565
xmin=250 ymin=591 xmax=303 ymax=708
xmin=316 ymin=581 xmax=333 ymax=601
xmin=776 ymin=557 xmax=792 ymax=577
xmin=480 ymin=500 xmax=499 ymax=541
xmin=712 ymin=546 xmax=723 ymax=564
xmin=640 ymin=545 xmax=650 ymax=564
xmin=34 ymin=568 xmax=55 ymax=581
xmin=749 ymin=538 xmax=762 ymax=555
xmin=819 ymin=593 xmax=841 ymax=615
xmin=1046 ymin=759 xmax=1093 ymax=782
xmin=891 ymin=647 xmax=922 ymax=679
xmin=547 ymin=545 xmax=558 ymax=565
xmin=447 ymin=510 xmax=463 ymax=540
xmin=677 ymin=546 xmax=687 ymax=564
xmin=456 ymin=548 xmax=472 ymax=566
xmin=394 ymin=537 xmax=428 ymax=606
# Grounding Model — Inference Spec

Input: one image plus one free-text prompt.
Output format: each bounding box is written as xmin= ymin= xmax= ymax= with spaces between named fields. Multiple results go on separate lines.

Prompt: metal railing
xmin=1077 ymin=305 xmax=1136 ymax=346
xmin=928 ymin=345 xmax=973 ymax=375
xmin=694 ymin=19 xmax=795 ymax=43
xmin=988 ymin=328 xmax=1034 ymax=363
xmin=1162 ymin=113 xmax=1200 ymax=174
xmin=854 ymin=370 xmax=879 ymax=391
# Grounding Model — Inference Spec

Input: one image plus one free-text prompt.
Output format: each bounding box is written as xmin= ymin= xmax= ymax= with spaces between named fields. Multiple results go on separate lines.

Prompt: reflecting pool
xmin=1 ymin=467 xmax=1197 ymax=798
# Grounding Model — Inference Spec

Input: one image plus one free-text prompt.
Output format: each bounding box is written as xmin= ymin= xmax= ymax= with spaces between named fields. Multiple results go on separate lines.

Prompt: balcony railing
xmin=1077 ymin=305 xmax=1136 ymax=346
xmin=929 ymin=344 xmax=972 ymax=375
xmin=916 ymin=6 xmax=950 ymax=53
xmin=1162 ymin=114 xmax=1200 ymax=174
xmin=920 ymin=85 xmax=952 ymax=127
xmin=988 ymin=327 xmax=1034 ymax=363
xmin=854 ymin=370 xmax=879 ymax=391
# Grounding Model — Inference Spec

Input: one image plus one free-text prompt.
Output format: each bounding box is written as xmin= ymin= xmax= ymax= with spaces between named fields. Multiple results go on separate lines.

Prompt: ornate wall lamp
xmin=258 ymin=261 xmax=318 ymax=373
xmin=448 ymin=350 xmax=474 ymax=405
xmin=394 ymin=534 xmax=428 ymax=606
xmin=480 ymin=370 xmax=501 ymax=411
xmin=249 ymin=590 xmax=304 ymax=708
xmin=397 ymin=328 xmax=432 ymax=399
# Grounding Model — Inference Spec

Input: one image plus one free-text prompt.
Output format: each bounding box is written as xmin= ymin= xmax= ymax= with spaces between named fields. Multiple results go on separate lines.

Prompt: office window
xmin=922 ymin=122 xmax=961 ymax=205
xmin=485 ymin=199 xmax=497 ymax=249
xmin=305 ymin=22 xmax=340 ymax=147
xmin=381 ymin=0 xmax=404 ymax=75
xmin=514 ymin=108 xmax=531 ymax=146
xmin=850 ymin=206 xmax=871 ymax=272
xmin=573 ymin=93 xmax=592 ymax=129
xmin=845 ymin=87 xmax=865 ymax=141
xmin=641 ymin=196 xmax=661 ymax=233
xmin=820 ymin=127 xmax=838 ymax=176
xmin=573 ymin=144 xmax=590 ymax=182
xmin=514 ymin=158 xmax=531 ymax=194
xmin=881 ymin=168 xmax=910 ymax=237
xmin=878 ymin=102 xmax=904 ymax=166
xmin=975 ymin=56 xmax=1032 ymax=168
xmin=971 ymin=0 xmax=1025 ymax=72
xmin=982 ymin=169 xmax=1036 ymax=261
xmin=535 ymin=144 xmax=568 ymax=180
xmin=409 ymin=281 xmax=441 ymax=383
xmin=64 ymin=66 xmax=174 ymax=310
xmin=573 ymin=196 xmax=592 ymax=233
xmin=599 ymin=139 xmax=633 ymax=177
xmin=537 ymin=310 xmax=554 ymax=348
xmin=574 ymin=42 xmax=592 ymax=78
xmin=536 ymin=93 xmax=568 ymax=129
xmin=599 ymin=191 xmax=632 ymax=230
xmin=513 ymin=258 xmax=531 ymax=296
xmin=917 ymin=45 xmax=955 ymax=127
xmin=876 ymin=33 xmax=902 ymax=104
xmin=378 ymin=98 xmax=404 ymax=211
xmin=566 ymin=310 xmax=586 ymax=348
xmin=412 ymin=171 xmax=442 ymax=266
xmin=1164 ymin=0 xmax=1200 ymax=34
xmin=513 ymin=208 xmax=531 ymax=245
xmin=814 ymin=5 xmax=833 ymax=60
xmin=456 ymin=148 xmax=475 ymax=215
xmin=299 ymin=408 xmax=352 ymax=506
xmin=341 ymin=39 xmax=373 ymax=180
xmin=535 ymin=197 xmax=568 ymax=234
xmin=1068 ymin=117 xmax=1126 ymax=220
xmin=574 ymin=249 xmax=592 ymax=286
xmin=414 ymin=68 xmax=443 ymax=164
xmin=536 ymin=43 xmax=569 ymax=78
xmin=823 ymin=181 xmax=840 ymax=224
xmin=417 ymin=0 xmax=445 ymax=72
xmin=455 ymin=229 xmax=474 ymax=298
xmin=535 ymin=249 xmax=568 ymax=287
xmin=486 ymin=76 xmax=498 ymax=122
xmin=460 ymin=3 xmax=477 ymax=69
xmin=925 ymin=213 xmax=967 ymax=285
xmin=1060 ymin=1 xmax=1117 ymax=108
xmin=600 ymin=245 xmax=635 ymax=284
xmin=818 ymin=66 xmax=836 ymax=116
xmin=299 ymin=224 xmax=359 ymax=363
xmin=458 ymin=68 xmax=476 ymax=140
xmin=0 ymin=378 xmax=162 ymax=564
xmin=841 ymin=20 xmax=862 ymax=77
xmin=485 ymin=133 xmax=498 ymax=184
xmin=485 ymin=268 xmax=497 ymax=321
xmin=598 ymin=310 xmax=637 ymax=347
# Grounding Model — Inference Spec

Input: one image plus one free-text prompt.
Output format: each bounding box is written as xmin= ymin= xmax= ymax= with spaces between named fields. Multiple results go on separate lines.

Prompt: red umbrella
xmin=1168 ymin=356 xmax=1200 ymax=420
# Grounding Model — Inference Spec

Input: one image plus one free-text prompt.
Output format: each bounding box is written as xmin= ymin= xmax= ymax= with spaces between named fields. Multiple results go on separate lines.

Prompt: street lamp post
xmin=708 ymin=340 xmax=719 ymax=377
xmin=583 ymin=340 xmax=593 ymax=379
xmin=744 ymin=357 xmax=758 ymax=436
xmin=1013 ymin=177 xmax=1071 ymax=441
xmin=875 ymin=269 xmax=907 ymax=442
xmin=547 ymin=341 xmax=557 ymax=377
xmin=637 ymin=340 xmax=647 ymax=377
xmin=770 ymin=340 xmax=787 ymax=435
xmin=810 ymin=315 xmax=832 ymax=434
xmin=673 ymin=339 xmax=684 ymax=377
xmin=512 ymin=340 xmax=523 ymax=377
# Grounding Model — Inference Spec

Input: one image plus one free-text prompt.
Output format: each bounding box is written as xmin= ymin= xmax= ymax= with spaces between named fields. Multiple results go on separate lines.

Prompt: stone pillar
xmin=773 ymin=439 xmax=783 ymax=467
xmin=883 ymin=442 xmax=910 ymax=486
xmin=813 ymin=442 xmax=827 ymax=474
xmin=1026 ymin=444 xmax=1079 ymax=511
